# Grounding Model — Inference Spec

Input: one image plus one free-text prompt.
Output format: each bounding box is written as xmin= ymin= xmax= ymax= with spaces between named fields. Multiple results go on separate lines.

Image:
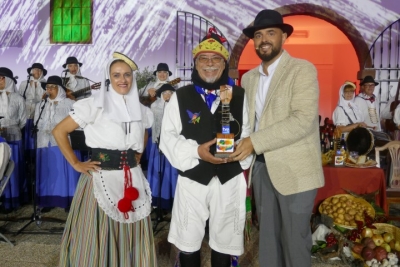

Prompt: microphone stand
xmin=14 ymin=98 xmax=65 ymax=235
xmin=22 ymin=74 xmax=31 ymax=100
xmin=152 ymin=101 xmax=170 ymax=235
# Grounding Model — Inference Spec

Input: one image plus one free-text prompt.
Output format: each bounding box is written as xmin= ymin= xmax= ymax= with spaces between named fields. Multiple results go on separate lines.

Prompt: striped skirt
xmin=59 ymin=173 xmax=157 ymax=267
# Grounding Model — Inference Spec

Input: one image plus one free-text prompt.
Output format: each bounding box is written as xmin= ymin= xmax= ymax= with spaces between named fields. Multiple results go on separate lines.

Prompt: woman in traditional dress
xmin=0 ymin=67 xmax=27 ymax=210
xmin=148 ymin=84 xmax=178 ymax=210
xmin=333 ymin=81 xmax=367 ymax=136
xmin=53 ymin=52 xmax=157 ymax=266
xmin=34 ymin=76 xmax=80 ymax=210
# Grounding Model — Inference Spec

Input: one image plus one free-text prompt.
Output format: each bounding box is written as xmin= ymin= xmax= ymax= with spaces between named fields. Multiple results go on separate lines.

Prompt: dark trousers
xmin=252 ymin=161 xmax=317 ymax=267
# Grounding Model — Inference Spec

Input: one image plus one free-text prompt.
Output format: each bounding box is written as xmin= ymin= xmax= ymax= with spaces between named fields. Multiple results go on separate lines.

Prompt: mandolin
xmin=66 ymin=82 xmax=101 ymax=100
xmin=385 ymin=76 xmax=400 ymax=131
xmin=139 ymin=78 xmax=181 ymax=107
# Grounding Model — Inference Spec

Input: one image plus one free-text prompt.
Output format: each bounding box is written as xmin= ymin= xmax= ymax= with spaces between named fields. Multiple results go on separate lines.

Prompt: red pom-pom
xmin=117 ymin=197 xmax=132 ymax=213
xmin=125 ymin=187 xmax=139 ymax=201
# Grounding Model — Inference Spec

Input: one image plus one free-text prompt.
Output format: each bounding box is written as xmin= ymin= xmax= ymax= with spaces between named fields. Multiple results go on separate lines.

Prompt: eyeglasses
xmin=46 ymin=84 xmax=58 ymax=90
xmin=162 ymin=90 xmax=173 ymax=95
xmin=197 ymin=56 xmax=224 ymax=64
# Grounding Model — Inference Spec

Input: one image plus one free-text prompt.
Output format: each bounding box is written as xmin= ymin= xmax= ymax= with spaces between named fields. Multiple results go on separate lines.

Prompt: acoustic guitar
xmin=385 ymin=77 xmax=400 ymax=131
xmin=66 ymin=82 xmax=101 ymax=100
xmin=139 ymin=78 xmax=181 ymax=107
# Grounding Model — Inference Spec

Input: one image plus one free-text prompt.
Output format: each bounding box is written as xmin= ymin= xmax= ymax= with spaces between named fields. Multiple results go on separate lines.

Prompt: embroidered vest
xmin=176 ymin=85 xmax=244 ymax=185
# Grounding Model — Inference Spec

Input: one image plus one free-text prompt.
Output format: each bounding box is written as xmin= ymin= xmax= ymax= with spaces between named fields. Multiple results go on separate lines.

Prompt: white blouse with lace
xmin=69 ymin=97 xmax=154 ymax=223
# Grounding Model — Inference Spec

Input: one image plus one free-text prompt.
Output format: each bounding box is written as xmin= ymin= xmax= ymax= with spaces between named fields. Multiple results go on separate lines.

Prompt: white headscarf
xmin=93 ymin=58 xmax=142 ymax=123
xmin=65 ymin=64 xmax=82 ymax=89
xmin=29 ymin=69 xmax=45 ymax=88
xmin=337 ymin=82 xmax=358 ymax=111
xmin=0 ymin=77 xmax=17 ymax=117
xmin=43 ymin=85 xmax=66 ymax=132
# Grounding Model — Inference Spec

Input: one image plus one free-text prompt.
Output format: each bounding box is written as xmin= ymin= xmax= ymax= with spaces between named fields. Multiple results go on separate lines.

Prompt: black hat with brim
xmin=40 ymin=75 xmax=67 ymax=91
xmin=153 ymin=63 xmax=172 ymax=76
xmin=62 ymin=56 xmax=83 ymax=69
xmin=360 ymin=75 xmax=379 ymax=86
xmin=242 ymin=9 xmax=293 ymax=38
xmin=0 ymin=67 xmax=17 ymax=84
xmin=27 ymin=63 xmax=47 ymax=77
xmin=156 ymin=83 xmax=176 ymax=97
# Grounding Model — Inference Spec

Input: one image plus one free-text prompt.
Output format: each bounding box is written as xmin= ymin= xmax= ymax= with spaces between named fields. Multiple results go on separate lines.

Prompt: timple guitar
xmin=66 ymin=82 xmax=101 ymax=100
xmin=139 ymin=78 xmax=181 ymax=107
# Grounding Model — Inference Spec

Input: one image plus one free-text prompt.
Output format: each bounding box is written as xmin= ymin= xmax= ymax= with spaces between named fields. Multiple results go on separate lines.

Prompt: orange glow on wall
xmin=238 ymin=15 xmax=359 ymax=123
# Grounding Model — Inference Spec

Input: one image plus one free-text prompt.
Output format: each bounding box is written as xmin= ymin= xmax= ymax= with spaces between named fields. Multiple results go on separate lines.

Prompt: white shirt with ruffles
xmin=69 ymin=97 xmax=154 ymax=223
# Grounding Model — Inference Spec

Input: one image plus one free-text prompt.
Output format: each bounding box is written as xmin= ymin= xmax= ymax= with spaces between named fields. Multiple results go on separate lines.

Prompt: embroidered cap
xmin=192 ymin=27 xmax=229 ymax=61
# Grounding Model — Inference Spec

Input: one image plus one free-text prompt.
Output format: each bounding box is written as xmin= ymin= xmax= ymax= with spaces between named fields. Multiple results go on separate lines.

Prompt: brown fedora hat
xmin=243 ymin=9 xmax=293 ymax=38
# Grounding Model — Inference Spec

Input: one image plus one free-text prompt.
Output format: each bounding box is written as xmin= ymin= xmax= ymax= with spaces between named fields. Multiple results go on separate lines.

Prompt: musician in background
xmin=354 ymin=76 xmax=381 ymax=131
xmin=138 ymin=63 xmax=174 ymax=170
xmin=0 ymin=67 xmax=27 ymax=211
xmin=34 ymin=76 xmax=80 ymax=212
xmin=147 ymin=84 xmax=178 ymax=210
xmin=333 ymin=81 xmax=367 ymax=136
xmin=139 ymin=63 xmax=173 ymax=98
xmin=18 ymin=63 xmax=47 ymax=157
xmin=18 ymin=63 xmax=47 ymax=119
xmin=62 ymin=56 xmax=90 ymax=100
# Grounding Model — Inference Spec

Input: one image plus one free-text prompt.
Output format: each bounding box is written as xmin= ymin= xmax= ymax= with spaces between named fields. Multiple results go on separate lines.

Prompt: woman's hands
xmin=72 ymin=159 xmax=101 ymax=177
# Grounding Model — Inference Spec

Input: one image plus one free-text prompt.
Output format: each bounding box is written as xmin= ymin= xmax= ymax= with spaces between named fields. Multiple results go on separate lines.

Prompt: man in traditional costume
xmin=160 ymin=29 xmax=253 ymax=267
xmin=61 ymin=56 xmax=91 ymax=100
xmin=354 ymin=75 xmax=382 ymax=130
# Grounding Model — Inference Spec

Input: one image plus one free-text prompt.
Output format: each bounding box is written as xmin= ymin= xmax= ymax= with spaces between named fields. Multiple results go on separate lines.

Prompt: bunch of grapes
xmin=346 ymin=229 xmax=361 ymax=242
xmin=325 ymin=233 xmax=338 ymax=247
xmin=364 ymin=211 xmax=374 ymax=227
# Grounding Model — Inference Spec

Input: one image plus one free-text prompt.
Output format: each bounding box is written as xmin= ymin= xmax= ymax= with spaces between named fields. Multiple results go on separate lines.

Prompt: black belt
xmin=255 ymin=154 xmax=265 ymax=163
xmin=91 ymin=148 xmax=137 ymax=170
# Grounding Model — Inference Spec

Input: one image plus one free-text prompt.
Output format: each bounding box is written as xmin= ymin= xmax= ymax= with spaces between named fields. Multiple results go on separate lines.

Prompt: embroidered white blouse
xmin=69 ymin=97 xmax=154 ymax=223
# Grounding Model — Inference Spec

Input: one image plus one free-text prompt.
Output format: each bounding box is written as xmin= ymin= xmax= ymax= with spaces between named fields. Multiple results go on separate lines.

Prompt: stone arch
xmin=229 ymin=3 xmax=371 ymax=79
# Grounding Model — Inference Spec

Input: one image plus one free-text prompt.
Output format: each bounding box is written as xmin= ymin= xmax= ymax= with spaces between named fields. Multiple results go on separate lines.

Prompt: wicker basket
xmin=372 ymin=223 xmax=400 ymax=240
xmin=318 ymin=194 xmax=375 ymax=229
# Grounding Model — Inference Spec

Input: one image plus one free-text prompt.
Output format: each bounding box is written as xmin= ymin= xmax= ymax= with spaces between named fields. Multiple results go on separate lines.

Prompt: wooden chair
xmin=376 ymin=141 xmax=400 ymax=220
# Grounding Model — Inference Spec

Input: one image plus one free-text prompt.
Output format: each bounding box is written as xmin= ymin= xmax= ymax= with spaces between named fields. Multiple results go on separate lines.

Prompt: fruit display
xmin=319 ymin=194 xmax=375 ymax=228
xmin=351 ymin=223 xmax=400 ymax=266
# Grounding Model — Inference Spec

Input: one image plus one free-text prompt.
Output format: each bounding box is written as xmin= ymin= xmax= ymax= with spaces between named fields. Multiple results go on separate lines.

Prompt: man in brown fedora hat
xmin=230 ymin=9 xmax=324 ymax=266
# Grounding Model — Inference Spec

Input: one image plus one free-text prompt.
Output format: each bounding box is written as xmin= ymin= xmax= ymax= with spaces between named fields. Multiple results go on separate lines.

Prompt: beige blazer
xmin=241 ymin=50 xmax=324 ymax=195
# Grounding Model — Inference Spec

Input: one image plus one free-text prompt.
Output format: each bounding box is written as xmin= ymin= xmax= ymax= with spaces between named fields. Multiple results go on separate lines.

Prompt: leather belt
xmin=91 ymin=148 xmax=137 ymax=170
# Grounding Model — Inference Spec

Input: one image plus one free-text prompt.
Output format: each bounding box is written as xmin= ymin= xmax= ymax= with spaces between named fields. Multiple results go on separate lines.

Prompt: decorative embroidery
xmin=97 ymin=152 xmax=110 ymax=162
xmin=186 ymin=110 xmax=201 ymax=124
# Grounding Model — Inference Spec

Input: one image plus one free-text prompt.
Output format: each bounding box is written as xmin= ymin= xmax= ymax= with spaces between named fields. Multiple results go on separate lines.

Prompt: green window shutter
xmin=50 ymin=0 xmax=92 ymax=44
